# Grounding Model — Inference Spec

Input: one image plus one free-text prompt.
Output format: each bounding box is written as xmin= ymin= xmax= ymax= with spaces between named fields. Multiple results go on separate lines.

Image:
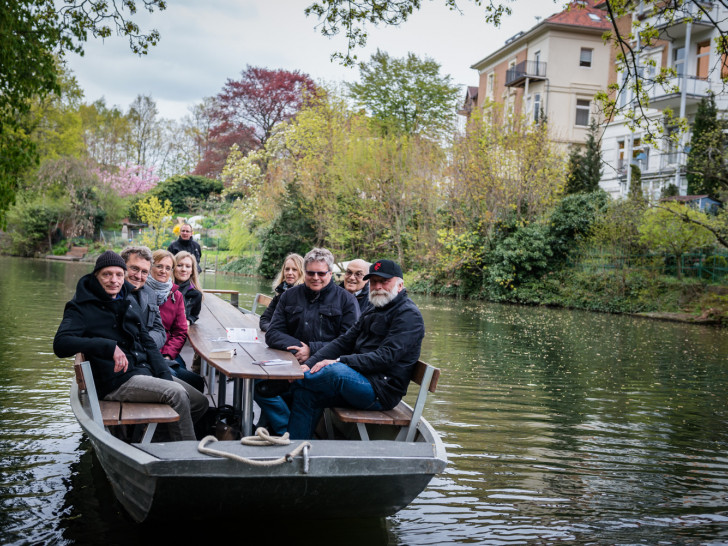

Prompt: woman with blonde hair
xmin=148 ymin=248 xmax=204 ymax=392
xmin=259 ymin=253 xmax=305 ymax=331
xmin=173 ymin=251 xmax=203 ymax=325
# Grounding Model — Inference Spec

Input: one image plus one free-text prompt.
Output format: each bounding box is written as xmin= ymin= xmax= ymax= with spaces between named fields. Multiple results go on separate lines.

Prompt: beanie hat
xmin=93 ymin=250 xmax=127 ymax=274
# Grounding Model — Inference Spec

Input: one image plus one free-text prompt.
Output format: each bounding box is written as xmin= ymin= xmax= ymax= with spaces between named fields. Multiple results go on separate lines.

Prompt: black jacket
xmin=265 ymin=281 xmax=359 ymax=354
xmin=305 ymin=289 xmax=425 ymax=410
xmin=259 ymin=281 xmax=289 ymax=332
xmin=177 ymin=279 xmax=202 ymax=324
xmin=339 ymin=280 xmax=372 ymax=315
xmin=168 ymin=237 xmax=202 ymax=272
xmin=54 ymin=273 xmax=173 ymax=399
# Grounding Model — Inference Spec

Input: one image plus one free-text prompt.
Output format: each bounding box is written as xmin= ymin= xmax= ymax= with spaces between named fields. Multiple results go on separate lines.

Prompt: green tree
xmin=347 ymin=49 xmax=460 ymax=138
xmin=639 ymin=202 xmax=714 ymax=279
xmin=136 ymin=195 xmax=173 ymax=250
xmin=564 ymin=121 xmax=602 ymax=194
xmin=686 ymin=93 xmax=728 ymax=198
xmin=151 ymin=175 xmax=223 ymax=214
xmin=0 ymin=0 xmax=166 ymax=225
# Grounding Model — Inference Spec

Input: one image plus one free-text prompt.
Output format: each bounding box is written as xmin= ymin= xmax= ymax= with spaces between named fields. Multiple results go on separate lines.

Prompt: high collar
xmin=304 ymin=279 xmax=334 ymax=302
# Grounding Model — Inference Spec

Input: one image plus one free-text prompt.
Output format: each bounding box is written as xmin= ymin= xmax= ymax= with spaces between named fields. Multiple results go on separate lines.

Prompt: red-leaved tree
xmin=193 ymin=66 xmax=317 ymax=179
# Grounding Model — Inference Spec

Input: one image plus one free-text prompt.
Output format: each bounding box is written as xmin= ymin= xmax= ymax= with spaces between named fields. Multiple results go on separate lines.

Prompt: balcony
xmin=643 ymin=75 xmax=720 ymax=110
xmin=505 ymin=60 xmax=547 ymax=88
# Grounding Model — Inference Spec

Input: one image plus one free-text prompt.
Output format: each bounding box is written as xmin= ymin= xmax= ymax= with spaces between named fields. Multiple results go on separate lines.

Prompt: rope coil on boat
xmin=197 ymin=428 xmax=312 ymax=470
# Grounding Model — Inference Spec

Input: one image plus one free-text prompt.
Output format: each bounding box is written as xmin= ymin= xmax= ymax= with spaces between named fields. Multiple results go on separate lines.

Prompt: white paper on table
xmin=226 ymin=327 xmax=259 ymax=343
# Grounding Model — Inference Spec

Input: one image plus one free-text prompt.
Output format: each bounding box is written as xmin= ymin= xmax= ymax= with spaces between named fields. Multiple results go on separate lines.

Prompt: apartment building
xmin=469 ymin=0 xmax=611 ymax=148
xmin=598 ymin=2 xmax=728 ymax=200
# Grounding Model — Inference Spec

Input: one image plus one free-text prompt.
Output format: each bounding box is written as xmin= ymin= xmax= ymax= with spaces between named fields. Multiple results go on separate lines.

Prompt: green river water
xmin=2 ymin=256 xmax=728 ymax=545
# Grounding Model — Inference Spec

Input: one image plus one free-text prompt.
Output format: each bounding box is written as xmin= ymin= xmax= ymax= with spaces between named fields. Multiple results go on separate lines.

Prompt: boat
xmin=70 ymin=360 xmax=447 ymax=523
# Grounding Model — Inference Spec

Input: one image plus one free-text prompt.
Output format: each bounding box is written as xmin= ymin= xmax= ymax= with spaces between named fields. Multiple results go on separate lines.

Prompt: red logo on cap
xmin=374 ymin=262 xmax=382 ymax=270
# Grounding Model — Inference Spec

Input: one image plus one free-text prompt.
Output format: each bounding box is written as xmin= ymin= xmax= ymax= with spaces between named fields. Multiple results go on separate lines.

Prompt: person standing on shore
xmin=168 ymin=223 xmax=202 ymax=272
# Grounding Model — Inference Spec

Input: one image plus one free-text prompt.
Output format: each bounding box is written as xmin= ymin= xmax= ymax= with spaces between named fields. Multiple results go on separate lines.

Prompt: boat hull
xmin=71 ymin=385 xmax=447 ymax=522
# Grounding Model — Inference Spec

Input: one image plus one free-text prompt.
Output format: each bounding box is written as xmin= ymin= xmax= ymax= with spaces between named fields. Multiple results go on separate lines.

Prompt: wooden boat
xmin=69 ymin=291 xmax=447 ymax=523
xmin=70 ymin=382 xmax=447 ymax=522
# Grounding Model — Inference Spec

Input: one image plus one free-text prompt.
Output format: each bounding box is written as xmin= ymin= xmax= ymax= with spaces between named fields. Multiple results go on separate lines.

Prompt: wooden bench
xmin=202 ymin=289 xmax=239 ymax=308
xmin=251 ymin=293 xmax=272 ymax=315
xmin=74 ymin=354 xmax=180 ymax=444
xmin=330 ymin=360 xmax=440 ymax=442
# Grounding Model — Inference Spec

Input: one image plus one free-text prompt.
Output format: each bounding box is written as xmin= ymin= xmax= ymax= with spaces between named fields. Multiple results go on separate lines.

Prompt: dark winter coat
xmin=259 ymin=281 xmax=290 ymax=332
xmin=304 ymin=289 xmax=425 ymax=410
xmin=53 ymin=273 xmax=173 ymax=399
xmin=339 ymin=280 xmax=373 ymax=315
xmin=177 ymin=279 xmax=202 ymax=324
xmin=264 ymin=281 xmax=359 ymax=354
xmin=168 ymin=237 xmax=202 ymax=272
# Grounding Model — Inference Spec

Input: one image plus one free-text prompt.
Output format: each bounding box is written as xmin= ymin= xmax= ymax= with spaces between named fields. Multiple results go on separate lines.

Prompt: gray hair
xmin=120 ymin=245 xmax=153 ymax=264
xmin=304 ymin=247 xmax=334 ymax=271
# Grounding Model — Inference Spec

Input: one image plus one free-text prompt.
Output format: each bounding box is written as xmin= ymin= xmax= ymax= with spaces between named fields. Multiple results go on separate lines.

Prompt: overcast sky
xmin=65 ymin=0 xmax=565 ymax=121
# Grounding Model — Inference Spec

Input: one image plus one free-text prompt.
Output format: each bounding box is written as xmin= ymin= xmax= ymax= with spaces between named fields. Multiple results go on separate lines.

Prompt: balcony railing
xmin=505 ymin=60 xmax=547 ymax=87
xmin=644 ymin=75 xmax=720 ymax=108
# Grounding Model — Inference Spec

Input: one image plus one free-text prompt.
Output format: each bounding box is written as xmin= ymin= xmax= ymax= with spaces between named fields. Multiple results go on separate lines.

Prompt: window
xmin=580 ymin=48 xmax=593 ymax=68
xmin=487 ymin=72 xmax=495 ymax=99
xmin=697 ymin=41 xmax=710 ymax=79
xmin=673 ymin=46 xmax=685 ymax=77
xmin=533 ymin=93 xmax=542 ymax=122
xmin=664 ymin=127 xmax=679 ymax=164
xmin=575 ymin=99 xmax=590 ymax=126
xmin=533 ymin=50 xmax=542 ymax=76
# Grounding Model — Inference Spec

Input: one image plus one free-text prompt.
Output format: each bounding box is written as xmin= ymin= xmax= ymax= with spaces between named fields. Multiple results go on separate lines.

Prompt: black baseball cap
xmin=363 ymin=259 xmax=403 ymax=280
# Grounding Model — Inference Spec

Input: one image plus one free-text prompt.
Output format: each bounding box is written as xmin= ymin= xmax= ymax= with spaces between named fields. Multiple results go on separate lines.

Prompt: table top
xmin=187 ymin=293 xmax=303 ymax=381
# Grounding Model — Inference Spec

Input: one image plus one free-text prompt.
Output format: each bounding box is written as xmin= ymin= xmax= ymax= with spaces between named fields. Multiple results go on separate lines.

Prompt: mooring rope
xmin=197 ymin=428 xmax=312 ymax=467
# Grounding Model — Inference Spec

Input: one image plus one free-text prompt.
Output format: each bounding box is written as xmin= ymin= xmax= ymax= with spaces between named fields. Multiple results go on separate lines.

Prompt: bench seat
xmin=330 ymin=360 xmax=440 ymax=442
xmin=74 ymin=354 xmax=180 ymax=443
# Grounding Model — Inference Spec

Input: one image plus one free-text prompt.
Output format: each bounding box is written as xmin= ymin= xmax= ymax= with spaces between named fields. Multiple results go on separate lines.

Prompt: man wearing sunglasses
xmin=258 ymin=247 xmax=359 ymax=434
xmin=120 ymin=246 xmax=166 ymax=350
xmin=340 ymin=259 xmax=372 ymax=314
xmin=287 ymin=259 xmax=425 ymax=440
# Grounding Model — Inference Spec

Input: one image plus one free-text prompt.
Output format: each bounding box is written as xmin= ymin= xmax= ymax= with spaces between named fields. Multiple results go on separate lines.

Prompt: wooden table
xmin=187 ymin=292 xmax=303 ymax=436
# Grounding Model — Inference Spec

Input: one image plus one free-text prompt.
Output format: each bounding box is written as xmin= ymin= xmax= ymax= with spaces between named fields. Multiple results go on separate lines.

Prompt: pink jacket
xmin=159 ymin=284 xmax=188 ymax=359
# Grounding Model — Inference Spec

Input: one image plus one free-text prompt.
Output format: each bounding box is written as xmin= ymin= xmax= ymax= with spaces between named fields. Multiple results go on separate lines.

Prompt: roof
xmin=471 ymin=0 xmax=611 ymax=70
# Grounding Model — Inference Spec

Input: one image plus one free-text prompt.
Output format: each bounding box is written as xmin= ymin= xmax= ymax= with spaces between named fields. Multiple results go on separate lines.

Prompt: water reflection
xmin=2 ymin=256 xmax=728 ymax=544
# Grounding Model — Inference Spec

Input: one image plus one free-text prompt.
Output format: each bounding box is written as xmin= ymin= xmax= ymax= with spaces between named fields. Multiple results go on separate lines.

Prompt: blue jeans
xmin=254 ymin=387 xmax=291 ymax=436
xmin=288 ymin=362 xmax=383 ymax=439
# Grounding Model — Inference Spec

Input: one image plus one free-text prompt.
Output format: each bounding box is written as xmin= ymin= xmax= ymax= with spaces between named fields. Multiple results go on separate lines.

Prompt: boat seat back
xmin=331 ymin=360 xmax=440 ymax=442
xmin=251 ymin=293 xmax=273 ymax=315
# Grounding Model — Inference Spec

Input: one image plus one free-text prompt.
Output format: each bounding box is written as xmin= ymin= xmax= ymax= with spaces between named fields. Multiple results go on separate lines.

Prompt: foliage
xmin=548 ymin=190 xmax=609 ymax=260
xmin=4 ymin=196 xmax=66 ymax=256
xmin=589 ymin=197 xmax=647 ymax=255
xmin=151 ymin=175 xmax=223 ymax=214
xmin=135 ymin=195 xmax=173 ymax=250
xmin=35 ymin=157 xmax=105 ymax=240
xmin=347 ymin=49 xmax=460 ymax=138
xmin=258 ymin=182 xmax=317 ymax=278
xmin=564 ymin=121 xmax=602 ymax=194
xmin=628 ymin=164 xmax=644 ymax=201
xmin=96 ymin=164 xmax=159 ymax=196
xmin=639 ymin=202 xmax=715 ymax=278
xmin=0 ymin=0 xmax=167 ymax=225
xmin=486 ymin=222 xmax=553 ymax=293
xmin=195 ymin=66 xmax=316 ymax=178
xmin=686 ymin=93 xmax=728 ymax=198
xmin=304 ymin=0 xmax=516 ymax=66
xmin=225 ymin=198 xmax=258 ymax=256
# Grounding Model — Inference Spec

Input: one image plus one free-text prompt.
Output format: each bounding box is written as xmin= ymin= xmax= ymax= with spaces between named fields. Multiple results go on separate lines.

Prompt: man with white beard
xmin=286 ymin=259 xmax=425 ymax=440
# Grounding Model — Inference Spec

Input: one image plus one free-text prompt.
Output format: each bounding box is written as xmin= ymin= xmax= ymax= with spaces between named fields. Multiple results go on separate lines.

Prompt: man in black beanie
xmin=54 ymin=250 xmax=208 ymax=440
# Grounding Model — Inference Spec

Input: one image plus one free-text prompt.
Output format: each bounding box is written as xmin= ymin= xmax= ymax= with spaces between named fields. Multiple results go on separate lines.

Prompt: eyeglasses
xmin=305 ymin=270 xmax=330 ymax=277
xmin=345 ymin=270 xmax=364 ymax=279
xmin=153 ymin=264 xmax=173 ymax=272
xmin=128 ymin=265 xmax=150 ymax=277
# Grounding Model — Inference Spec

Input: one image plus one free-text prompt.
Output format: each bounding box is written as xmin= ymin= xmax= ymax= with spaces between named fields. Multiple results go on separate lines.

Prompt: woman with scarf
xmin=258 ymin=253 xmax=305 ymax=332
xmin=148 ymin=249 xmax=204 ymax=392
xmin=173 ymin=251 xmax=203 ymax=325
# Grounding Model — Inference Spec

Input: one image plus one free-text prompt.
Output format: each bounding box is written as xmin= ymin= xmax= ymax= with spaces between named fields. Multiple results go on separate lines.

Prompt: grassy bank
xmin=407 ymin=268 xmax=728 ymax=325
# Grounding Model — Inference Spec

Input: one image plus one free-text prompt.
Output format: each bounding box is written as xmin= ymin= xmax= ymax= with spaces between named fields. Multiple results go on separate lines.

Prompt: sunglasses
xmin=305 ymin=270 xmax=330 ymax=277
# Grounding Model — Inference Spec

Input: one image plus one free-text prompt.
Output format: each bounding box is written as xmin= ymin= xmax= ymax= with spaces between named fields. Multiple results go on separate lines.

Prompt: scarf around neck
xmin=145 ymin=276 xmax=173 ymax=305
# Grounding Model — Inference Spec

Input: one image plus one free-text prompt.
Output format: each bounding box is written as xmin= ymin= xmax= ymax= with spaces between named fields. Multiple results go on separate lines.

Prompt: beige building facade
xmin=469 ymin=1 xmax=612 ymax=149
